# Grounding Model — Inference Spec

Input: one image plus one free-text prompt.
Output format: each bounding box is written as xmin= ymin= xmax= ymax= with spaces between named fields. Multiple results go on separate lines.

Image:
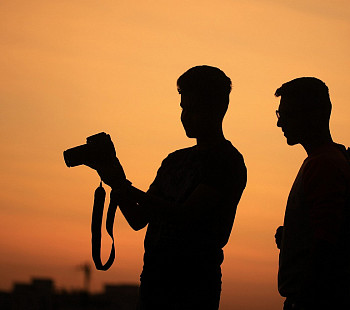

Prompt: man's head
xmin=177 ymin=65 xmax=232 ymax=138
xmin=275 ymin=77 xmax=332 ymax=146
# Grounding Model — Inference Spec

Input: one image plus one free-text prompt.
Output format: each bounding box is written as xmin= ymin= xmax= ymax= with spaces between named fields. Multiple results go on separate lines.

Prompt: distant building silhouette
xmin=0 ymin=277 xmax=139 ymax=310
xmin=12 ymin=278 xmax=54 ymax=310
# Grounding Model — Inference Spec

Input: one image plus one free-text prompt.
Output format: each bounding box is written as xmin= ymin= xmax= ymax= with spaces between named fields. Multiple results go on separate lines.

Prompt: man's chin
xmin=184 ymin=131 xmax=196 ymax=138
xmin=286 ymin=137 xmax=298 ymax=146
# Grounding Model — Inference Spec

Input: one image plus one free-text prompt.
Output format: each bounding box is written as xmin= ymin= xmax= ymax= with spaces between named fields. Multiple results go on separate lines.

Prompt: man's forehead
xmin=278 ymin=96 xmax=302 ymax=112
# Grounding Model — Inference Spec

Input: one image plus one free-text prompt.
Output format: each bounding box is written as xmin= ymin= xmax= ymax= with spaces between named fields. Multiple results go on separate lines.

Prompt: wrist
xmin=110 ymin=179 xmax=132 ymax=191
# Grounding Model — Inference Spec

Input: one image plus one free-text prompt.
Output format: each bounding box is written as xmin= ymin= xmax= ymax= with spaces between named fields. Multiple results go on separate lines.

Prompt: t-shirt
xmin=141 ymin=140 xmax=247 ymax=284
xmin=278 ymin=143 xmax=350 ymax=298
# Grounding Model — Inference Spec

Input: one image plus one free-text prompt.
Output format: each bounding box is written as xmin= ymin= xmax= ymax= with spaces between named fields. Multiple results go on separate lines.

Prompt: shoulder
xmin=302 ymin=143 xmax=350 ymax=185
xmin=167 ymin=145 xmax=196 ymax=158
xmin=305 ymin=144 xmax=350 ymax=172
xmin=222 ymin=141 xmax=245 ymax=163
xmin=210 ymin=141 xmax=247 ymax=173
xmin=160 ymin=146 xmax=196 ymax=166
xmin=204 ymin=141 xmax=247 ymax=190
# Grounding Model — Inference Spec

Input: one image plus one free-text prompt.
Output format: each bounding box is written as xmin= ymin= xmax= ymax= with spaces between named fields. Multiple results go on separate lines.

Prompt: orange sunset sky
xmin=1 ymin=1 xmax=350 ymax=309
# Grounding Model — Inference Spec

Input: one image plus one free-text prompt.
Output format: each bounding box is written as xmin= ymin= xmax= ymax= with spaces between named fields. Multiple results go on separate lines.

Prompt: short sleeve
xmin=201 ymin=147 xmax=247 ymax=203
xmin=147 ymin=154 xmax=172 ymax=194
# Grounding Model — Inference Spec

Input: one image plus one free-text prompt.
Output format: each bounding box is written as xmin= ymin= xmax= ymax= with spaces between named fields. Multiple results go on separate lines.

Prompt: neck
xmin=302 ymin=131 xmax=333 ymax=155
xmin=196 ymin=128 xmax=226 ymax=150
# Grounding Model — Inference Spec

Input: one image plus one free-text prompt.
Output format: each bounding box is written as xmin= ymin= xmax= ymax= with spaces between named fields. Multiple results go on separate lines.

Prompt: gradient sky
xmin=1 ymin=1 xmax=350 ymax=309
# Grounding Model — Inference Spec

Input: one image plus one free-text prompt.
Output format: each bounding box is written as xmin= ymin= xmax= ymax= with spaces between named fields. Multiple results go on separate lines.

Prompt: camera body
xmin=63 ymin=132 xmax=115 ymax=167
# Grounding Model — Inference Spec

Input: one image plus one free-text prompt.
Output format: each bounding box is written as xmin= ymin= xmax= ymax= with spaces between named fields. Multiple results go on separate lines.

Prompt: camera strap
xmin=91 ymin=182 xmax=117 ymax=270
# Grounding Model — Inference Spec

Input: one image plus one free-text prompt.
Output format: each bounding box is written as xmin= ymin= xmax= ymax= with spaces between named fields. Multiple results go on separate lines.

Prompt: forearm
xmin=103 ymin=158 xmax=230 ymax=228
xmin=110 ymin=184 xmax=149 ymax=231
xmin=114 ymin=183 xmax=183 ymax=223
xmin=113 ymin=182 xmax=228 ymax=229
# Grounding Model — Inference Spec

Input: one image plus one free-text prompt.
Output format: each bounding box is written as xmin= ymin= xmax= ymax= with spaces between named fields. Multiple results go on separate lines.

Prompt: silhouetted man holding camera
xmin=274 ymin=77 xmax=350 ymax=310
xmin=86 ymin=66 xmax=247 ymax=309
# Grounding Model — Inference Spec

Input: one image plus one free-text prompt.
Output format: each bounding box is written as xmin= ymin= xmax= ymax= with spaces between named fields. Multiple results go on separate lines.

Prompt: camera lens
xmin=63 ymin=144 xmax=89 ymax=167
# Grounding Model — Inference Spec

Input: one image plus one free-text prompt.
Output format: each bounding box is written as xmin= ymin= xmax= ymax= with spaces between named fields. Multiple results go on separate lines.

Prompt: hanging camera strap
xmin=91 ymin=181 xmax=117 ymax=270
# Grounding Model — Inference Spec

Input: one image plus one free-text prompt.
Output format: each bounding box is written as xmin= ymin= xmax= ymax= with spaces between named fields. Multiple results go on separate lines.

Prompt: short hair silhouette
xmin=177 ymin=65 xmax=232 ymax=115
xmin=275 ymin=77 xmax=332 ymax=117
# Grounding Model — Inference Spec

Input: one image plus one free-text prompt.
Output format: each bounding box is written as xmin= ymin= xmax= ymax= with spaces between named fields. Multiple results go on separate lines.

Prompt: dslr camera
xmin=63 ymin=132 xmax=115 ymax=168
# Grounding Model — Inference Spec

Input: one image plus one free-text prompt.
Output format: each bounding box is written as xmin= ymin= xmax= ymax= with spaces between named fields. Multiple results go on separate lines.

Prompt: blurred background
xmin=1 ymin=1 xmax=349 ymax=309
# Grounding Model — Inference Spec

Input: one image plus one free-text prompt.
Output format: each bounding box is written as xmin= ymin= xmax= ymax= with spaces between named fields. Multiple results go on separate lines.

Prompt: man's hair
xmin=177 ymin=65 xmax=232 ymax=112
xmin=275 ymin=77 xmax=332 ymax=117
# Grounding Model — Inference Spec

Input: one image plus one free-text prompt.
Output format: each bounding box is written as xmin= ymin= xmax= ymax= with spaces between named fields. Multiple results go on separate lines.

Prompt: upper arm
xmin=182 ymin=155 xmax=247 ymax=225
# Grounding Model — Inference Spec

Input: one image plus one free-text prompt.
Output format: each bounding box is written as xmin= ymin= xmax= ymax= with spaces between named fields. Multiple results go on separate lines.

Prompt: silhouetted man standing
xmin=274 ymin=77 xmax=350 ymax=310
xmin=88 ymin=66 xmax=247 ymax=309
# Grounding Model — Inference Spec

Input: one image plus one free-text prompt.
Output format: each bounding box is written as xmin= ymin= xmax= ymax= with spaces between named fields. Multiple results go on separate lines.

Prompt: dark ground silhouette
xmin=0 ymin=277 xmax=139 ymax=310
